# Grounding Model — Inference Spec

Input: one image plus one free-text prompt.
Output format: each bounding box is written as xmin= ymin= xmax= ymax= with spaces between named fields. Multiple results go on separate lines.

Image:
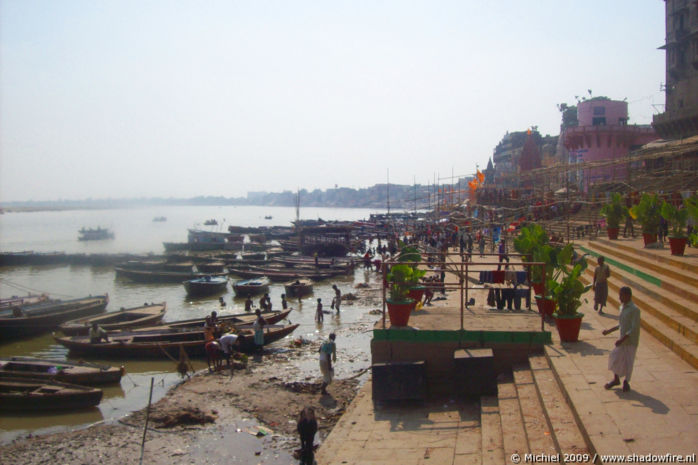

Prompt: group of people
xmin=315 ymin=284 xmax=342 ymax=323
xmin=204 ymin=309 xmax=268 ymax=372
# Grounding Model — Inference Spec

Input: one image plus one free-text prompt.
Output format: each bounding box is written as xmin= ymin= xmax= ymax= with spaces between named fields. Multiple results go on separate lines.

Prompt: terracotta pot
xmin=535 ymin=296 xmax=556 ymax=317
xmin=532 ymin=282 xmax=546 ymax=296
xmin=668 ymin=237 xmax=687 ymax=256
xmin=606 ymin=227 xmax=620 ymax=240
xmin=553 ymin=312 xmax=584 ymax=342
xmin=642 ymin=233 xmax=657 ymax=246
xmin=386 ymin=299 xmax=416 ymax=327
xmin=407 ymin=286 xmax=425 ymax=302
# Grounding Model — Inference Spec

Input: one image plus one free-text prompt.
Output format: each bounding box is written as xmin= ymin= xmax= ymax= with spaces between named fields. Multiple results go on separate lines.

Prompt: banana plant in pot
xmin=386 ymin=263 xmax=424 ymax=327
xmin=600 ymin=192 xmax=627 ymax=240
xmin=395 ymin=243 xmax=427 ymax=302
xmin=660 ymin=199 xmax=689 ymax=256
xmin=513 ymin=224 xmax=549 ymax=296
xmin=549 ymin=245 xmax=591 ymax=342
xmin=532 ymin=243 xmax=565 ymax=318
xmin=630 ymin=193 xmax=662 ymax=247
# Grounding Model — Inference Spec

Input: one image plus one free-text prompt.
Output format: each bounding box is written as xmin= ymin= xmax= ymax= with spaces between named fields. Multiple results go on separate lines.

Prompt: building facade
xmin=563 ymin=98 xmax=657 ymax=190
xmin=652 ymin=0 xmax=698 ymax=139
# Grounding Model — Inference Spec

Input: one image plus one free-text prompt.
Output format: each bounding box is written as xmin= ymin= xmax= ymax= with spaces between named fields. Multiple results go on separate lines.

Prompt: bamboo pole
xmin=139 ymin=377 xmax=155 ymax=465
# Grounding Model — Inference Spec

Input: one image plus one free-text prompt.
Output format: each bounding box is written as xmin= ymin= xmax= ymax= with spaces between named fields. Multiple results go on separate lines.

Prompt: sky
xmin=0 ymin=0 xmax=666 ymax=202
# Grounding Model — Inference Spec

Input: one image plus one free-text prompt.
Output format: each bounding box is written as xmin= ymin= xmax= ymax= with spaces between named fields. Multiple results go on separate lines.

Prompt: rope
xmin=0 ymin=277 xmax=75 ymax=298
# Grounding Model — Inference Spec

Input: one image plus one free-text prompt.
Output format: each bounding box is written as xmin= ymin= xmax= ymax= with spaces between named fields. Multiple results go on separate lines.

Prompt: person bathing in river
xmin=281 ymin=293 xmax=288 ymax=310
xmin=245 ymin=296 xmax=253 ymax=312
xmin=331 ymin=284 xmax=341 ymax=314
xmin=315 ymin=298 xmax=323 ymax=323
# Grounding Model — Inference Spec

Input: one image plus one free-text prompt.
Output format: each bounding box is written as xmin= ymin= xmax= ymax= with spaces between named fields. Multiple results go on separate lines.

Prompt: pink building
xmin=563 ymin=98 xmax=657 ymax=190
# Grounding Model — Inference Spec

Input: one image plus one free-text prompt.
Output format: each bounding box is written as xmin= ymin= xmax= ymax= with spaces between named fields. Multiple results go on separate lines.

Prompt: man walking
xmin=602 ymin=287 xmax=641 ymax=392
xmin=332 ymin=284 xmax=341 ymax=314
xmin=593 ymin=256 xmax=611 ymax=313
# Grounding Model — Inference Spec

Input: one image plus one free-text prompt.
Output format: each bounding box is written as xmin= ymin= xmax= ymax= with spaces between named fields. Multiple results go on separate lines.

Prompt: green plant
xmin=548 ymin=244 xmax=591 ymax=317
xmin=386 ymin=264 xmax=420 ymax=302
xmin=513 ymin=224 xmax=549 ymax=259
xmin=600 ymin=192 xmax=627 ymax=229
xmin=660 ymin=200 xmax=689 ymax=238
xmin=630 ymin=193 xmax=662 ymax=235
xmin=395 ymin=243 xmax=426 ymax=287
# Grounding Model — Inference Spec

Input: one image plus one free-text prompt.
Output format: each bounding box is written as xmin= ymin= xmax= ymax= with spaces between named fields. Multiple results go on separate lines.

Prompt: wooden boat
xmin=153 ymin=216 xmax=167 ymax=222
xmin=183 ymin=276 xmax=228 ymax=297
xmin=229 ymin=266 xmax=336 ymax=282
xmin=78 ymin=227 xmax=114 ymax=241
xmin=0 ymin=295 xmax=109 ymax=339
xmin=273 ymin=256 xmax=354 ymax=269
xmin=196 ymin=261 xmax=227 ymax=273
xmin=115 ymin=267 xmax=227 ymax=283
xmin=0 ymin=374 xmax=103 ymax=411
xmin=232 ymin=277 xmax=270 ymax=297
xmin=0 ymin=293 xmax=51 ymax=309
xmin=58 ymin=302 xmax=167 ymax=336
xmin=284 ymin=279 xmax=314 ymax=298
xmin=203 ymin=219 xmax=218 ymax=226
xmin=153 ymin=308 xmax=291 ymax=331
xmin=0 ymin=357 xmax=123 ymax=385
xmin=53 ymin=323 xmax=300 ymax=357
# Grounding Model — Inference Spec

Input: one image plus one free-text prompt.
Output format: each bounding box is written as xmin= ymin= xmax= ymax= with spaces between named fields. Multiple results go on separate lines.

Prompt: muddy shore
xmin=1 ymin=286 xmax=382 ymax=464
xmin=1 ymin=343 xmax=365 ymax=464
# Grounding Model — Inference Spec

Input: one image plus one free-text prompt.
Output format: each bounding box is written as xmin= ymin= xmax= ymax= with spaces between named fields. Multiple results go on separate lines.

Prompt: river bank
xmin=1 ymin=279 xmax=381 ymax=464
xmin=1 ymin=327 xmax=370 ymax=465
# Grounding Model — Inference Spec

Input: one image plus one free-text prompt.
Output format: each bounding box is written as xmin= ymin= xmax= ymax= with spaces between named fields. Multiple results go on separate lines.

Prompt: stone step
xmin=497 ymin=374 xmax=530 ymax=462
xmin=581 ymin=273 xmax=698 ymax=369
xmin=582 ymin=240 xmax=698 ymax=291
xmin=480 ymin=396 xmax=505 ymax=464
xmin=581 ymin=263 xmax=698 ymax=344
xmin=580 ymin=249 xmax=698 ymax=322
xmin=528 ymin=355 xmax=589 ymax=460
xmin=594 ymin=237 xmax=698 ymax=274
xmin=512 ymin=364 xmax=558 ymax=456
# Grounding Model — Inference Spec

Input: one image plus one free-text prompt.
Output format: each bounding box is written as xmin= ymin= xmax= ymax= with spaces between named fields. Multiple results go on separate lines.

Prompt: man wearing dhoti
xmin=593 ymin=256 xmax=611 ymax=313
xmin=318 ymin=333 xmax=337 ymax=395
xmin=602 ymin=287 xmax=640 ymax=392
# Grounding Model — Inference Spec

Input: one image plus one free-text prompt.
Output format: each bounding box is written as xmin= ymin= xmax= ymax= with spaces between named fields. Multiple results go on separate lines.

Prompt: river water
xmin=0 ymin=205 xmax=384 ymax=444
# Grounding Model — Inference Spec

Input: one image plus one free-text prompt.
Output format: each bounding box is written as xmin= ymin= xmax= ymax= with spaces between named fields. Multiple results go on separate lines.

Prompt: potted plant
xmin=395 ymin=244 xmax=427 ymax=302
xmin=600 ymin=192 xmax=626 ymax=240
xmin=386 ymin=264 xmax=418 ymax=327
xmin=660 ymin=200 xmax=689 ymax=256
xmin=529 ymin=242 xmax=570 ymax=318
xmin=630 ymin=193 xmax=662 ymax=246
xmin=550 ymin=245 xmax=591 ymax=342
xmin=513 ymin=224 xmax=549 ymax=295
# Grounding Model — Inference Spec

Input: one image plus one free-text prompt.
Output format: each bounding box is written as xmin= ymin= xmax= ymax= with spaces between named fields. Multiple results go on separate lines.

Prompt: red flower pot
xmin=532 ymin=282 xmax=545 ymax=297
xmin=668 ymin=237 xmax=687 ymax=256
xmin=386 ymin=299 xmax=416 ymax=327
xmin=407 ymin=286 xmax=425 ymax=303
xmin=642 ymin=233 xmax=657 ymax=246
xmin=535 ymin=296 xmax=556 ymax=317
xmin=606 ymin=227 xmax=619 ymax=240
xmin=553 ymin=313 xmax=584 ymax=342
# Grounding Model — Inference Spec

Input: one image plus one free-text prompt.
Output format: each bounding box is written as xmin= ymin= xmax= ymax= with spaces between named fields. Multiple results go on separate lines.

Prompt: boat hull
xmin=58 ymin=303 xmax=167 ymax=336
xmin=0 ymin=357 xmax=123 ymax=385
xmin=0 ymin=296 xmax=109 ymax=340
xmin=0 ymin=375 xmax=103 ymax=411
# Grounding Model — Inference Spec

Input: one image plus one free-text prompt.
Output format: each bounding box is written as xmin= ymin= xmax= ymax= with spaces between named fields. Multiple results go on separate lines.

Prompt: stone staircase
xmin=575 ymin=238 xmax=698 ymax=368
xmin=488 ymin=355 xmax=589 ymax=465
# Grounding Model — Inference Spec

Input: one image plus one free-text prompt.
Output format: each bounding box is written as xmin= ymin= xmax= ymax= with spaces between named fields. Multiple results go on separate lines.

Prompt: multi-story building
xmin=652 ymin=0 xmax=698 ymax=139
xmin=563 ymin=98 xmax=657 ymax=190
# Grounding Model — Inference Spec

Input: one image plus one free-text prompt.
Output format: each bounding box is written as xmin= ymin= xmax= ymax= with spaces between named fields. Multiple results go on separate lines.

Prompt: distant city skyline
xmin=0 ymin=1 xmax=665 ymax=202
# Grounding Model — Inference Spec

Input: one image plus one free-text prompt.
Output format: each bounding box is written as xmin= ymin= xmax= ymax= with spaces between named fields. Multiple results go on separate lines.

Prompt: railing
xmin=381 ymin=251 xmax=547 ymax=332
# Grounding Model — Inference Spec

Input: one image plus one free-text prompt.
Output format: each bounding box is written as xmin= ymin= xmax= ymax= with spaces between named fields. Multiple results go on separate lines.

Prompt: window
xmin=592 ymin=117 xmax=606 ymax=126
xmin=618 ymin=118 xmax=627 ymax=126
xmin=593 ymin=106 xmax=605 ymax=116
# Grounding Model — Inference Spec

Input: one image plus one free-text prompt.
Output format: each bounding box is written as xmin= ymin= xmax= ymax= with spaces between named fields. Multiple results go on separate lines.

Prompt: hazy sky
xmin=0 ymin=1 xmax=665 ymax=202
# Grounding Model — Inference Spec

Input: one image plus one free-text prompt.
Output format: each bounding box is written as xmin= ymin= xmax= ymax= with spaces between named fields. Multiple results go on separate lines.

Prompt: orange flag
xmin=476 ymin=169 xmax=485 ymax=184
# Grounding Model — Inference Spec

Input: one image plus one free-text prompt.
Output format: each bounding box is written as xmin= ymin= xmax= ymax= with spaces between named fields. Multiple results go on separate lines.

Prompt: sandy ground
xmin=1 ymin=284 xmax=383 ymax=464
